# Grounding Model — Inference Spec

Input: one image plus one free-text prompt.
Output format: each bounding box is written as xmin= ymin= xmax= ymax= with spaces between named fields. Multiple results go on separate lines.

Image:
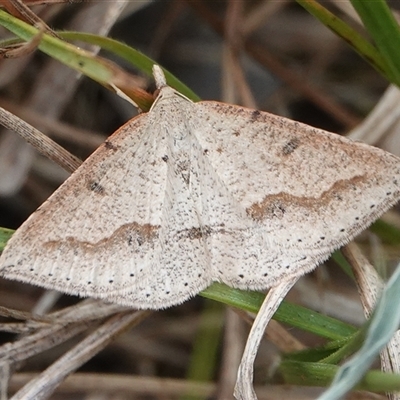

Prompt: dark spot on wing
xmin=248 ymin=200 xmax=286 ymax=220
xmin=250 ymin=110 xmax=261 ymax=121
xmin=175 ymin=226 xmax=213 ymax=240
xmin=88 ymin=181 xmax=105 ymax=194
xmin=162 ymin=155 xmax=168 ymax=162
xmin=104 ymin=141 xmax=118 ymax=151
xmin=333 ymin=193 xmax=343 ymax=201
xmin=176 ymin=160 xmax=190 ymax=185
xmin=282 ymin=137 xmax=300 ymax=155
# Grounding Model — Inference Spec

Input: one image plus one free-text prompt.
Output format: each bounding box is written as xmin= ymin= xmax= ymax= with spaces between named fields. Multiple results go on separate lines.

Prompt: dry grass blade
xmin=47 ymin=299 xmax=129 ymax=323
xmin=349 ymin=85 xmax=400 ymax=156
xmin=217 ymin=308 xmax=245 ymax=398
xmin=0 ymin=319 xmax=91 ymax=399
xmin=0 ymin=299 xmax=150 ymax=399
xmin=342 ymin=243 xmax=384 ymax=317
xmin=0 ymin=23 xmax=44 ymax=58
xmin=242 ymin=0 xmax=290 ymax=37
xmin=343 ymin=243 xmax=400 ymax=400
xmin=9 ymin=310 xmax=151 ymax=400
xmin=0 ymin=320 xmax=89 ymax=365
xmin=0 ymin=305 xmax=42 ymax=321
xmin=0 ymin=99 xmax=105 ymax=149
xmin=1 ymin=0 xmax=59 ymax=38
xmin=7 ymin=372 xmax=333 ymax=399
xmin=235 ymin=277 xmax=299 ymax=400
xmin=222 ymin=0 xmax=257 ymax=108
xmin=0 ymin=106 xmax=81 ymax=173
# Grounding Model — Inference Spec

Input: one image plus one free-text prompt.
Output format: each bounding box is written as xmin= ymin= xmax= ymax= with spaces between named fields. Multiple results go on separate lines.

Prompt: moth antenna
xmin=152 ymin=65 xmax=167 ymax=89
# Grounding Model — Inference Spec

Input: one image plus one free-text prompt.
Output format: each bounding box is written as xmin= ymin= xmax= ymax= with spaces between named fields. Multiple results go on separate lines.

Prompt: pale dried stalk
xmin=217 ymin=308 xmax=245 ymax=399
xmin=10 ymin=310 xmax=150 ymax=400
xmin=0 ymin=98 xmax=104 ymax=149
xmin=342 ymin=243 xmax=400 ymax=400
xmin=242 ymin=0 xmax=290 ymax=37
xmin=2 ymin=0 xmax=58 ymax=37
xmin=234 ymin=277 xmax=298 ymax=400
xmin=0 ymin=106 xmax=81 ymax=173
xmin=0 ymin=320 xmax=90 ymax=365
xmin=349 ymin=85 xmax=400 ymax=157
xmin=222 ymin=0 xmax=257 ymax=108
xmin=0 ymin=299 xmax=131 ymax=399
xmin=9 ymin=372 xmax=335 ymax=399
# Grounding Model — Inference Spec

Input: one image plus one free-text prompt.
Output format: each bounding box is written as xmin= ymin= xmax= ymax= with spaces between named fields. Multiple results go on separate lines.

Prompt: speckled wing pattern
xmin=1 ymin=82 xmax=400 ymax=309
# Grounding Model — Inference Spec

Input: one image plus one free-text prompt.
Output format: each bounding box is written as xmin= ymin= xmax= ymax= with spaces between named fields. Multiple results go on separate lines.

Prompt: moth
xmin=1 ymin=66 xmax=399 ymax=399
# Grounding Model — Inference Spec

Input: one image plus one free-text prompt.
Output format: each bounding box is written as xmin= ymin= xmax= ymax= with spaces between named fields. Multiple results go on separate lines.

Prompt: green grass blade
xmin=0 ymin=10 xmax=115 ymax=88
xmin=331 ymin=250 xmax=354 ymax=279
xmin=0 ymin=10 xmax=198 ymax=110
xmin=281 ymin=360 xmax=400 ymax=392
xmin=59 ymin=32 xmax=200 ymax=101
xmin=370 ymin=219 xmax=400 ymax=245
xmin=0 ymin=228 xmax=14 ymax=251
xmin=283 ymin=337 xmax=352 ymax=363
xmin=283 ymin=331 xmax=366 ymax=365
xmin=295 ymin=0 xmax=395 ymax=83
xmin=350 ymin=0 xmax=400 ymax=86
xmin=182 ymin=300 xmax=224 ymax=400
xmin=201 ymin=283 xmax=356 ymax=339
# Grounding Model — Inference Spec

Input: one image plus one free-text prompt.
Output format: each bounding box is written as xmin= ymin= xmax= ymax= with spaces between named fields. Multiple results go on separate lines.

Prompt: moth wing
xmin=0 ymin=112 xmax=212 ymax=309
xmin=193 ymin=101 xmax=400 ymax=289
